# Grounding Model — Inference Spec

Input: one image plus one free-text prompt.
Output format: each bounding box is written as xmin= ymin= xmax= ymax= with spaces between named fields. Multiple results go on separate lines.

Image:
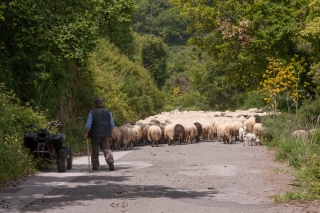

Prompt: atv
xmin=23 ymin=122 xmax=72 ymax=172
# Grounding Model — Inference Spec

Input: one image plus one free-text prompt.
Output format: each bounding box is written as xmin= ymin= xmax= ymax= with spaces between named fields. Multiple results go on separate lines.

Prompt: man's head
xmin=94 ymin=98 xmax=103 ymax=106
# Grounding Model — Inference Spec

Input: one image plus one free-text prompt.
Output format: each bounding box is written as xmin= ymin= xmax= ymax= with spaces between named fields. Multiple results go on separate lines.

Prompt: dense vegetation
xmin=1 ymin=0 xmax=320 ymax=202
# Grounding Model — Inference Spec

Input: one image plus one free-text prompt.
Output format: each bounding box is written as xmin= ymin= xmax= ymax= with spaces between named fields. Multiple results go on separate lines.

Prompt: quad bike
xmin=23 ymin=122 xmax=72 ymax=172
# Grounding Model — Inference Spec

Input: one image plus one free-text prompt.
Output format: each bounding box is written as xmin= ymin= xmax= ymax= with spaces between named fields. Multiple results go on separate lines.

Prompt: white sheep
xmin=243 ymin=116 xmax=256 ymax=131
xmin=132 ymin=124 xmax=143 ymax=146
xmin=201 ymin=122 xmax=214 ymax=141
xmin=291 ymin=130 xmax=308 ymax=139
xmin=118 ymin=124 xmax=135 ymax=150
xmin=140 ymin=124 xmax=150 ymax=145
xmin=244 ymin=133 xmax=257 ymax=146
xmin=148 ymin=125 xmax=162 ymax=147
xmin=217 ymin=122 xmax=233 ymax=144
xmin=164 ymin=123 xmax=176 ymax=145
xmin=111 ymin=126 xmax=122 ymax=150
xmin=238 ymin=127 xmax=246 ymax=143
xmin=184 ymin=123 xmax=198 ymax=143
xmin=253 ymin=123 xmax=264 ymax=141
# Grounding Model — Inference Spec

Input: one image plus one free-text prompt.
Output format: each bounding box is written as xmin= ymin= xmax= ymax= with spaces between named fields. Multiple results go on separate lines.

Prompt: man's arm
xmin=110 ymin=112 xmax=115 ymax=138
xmin=85 ymin=113 xmax=92 ymax=139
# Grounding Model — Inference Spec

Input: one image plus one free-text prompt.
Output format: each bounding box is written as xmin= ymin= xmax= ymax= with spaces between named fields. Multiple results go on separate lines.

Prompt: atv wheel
xmin=62 ymin=146 xmax=73 ymax=169
xmin=57 ymin=149 xmax=68 ymax=172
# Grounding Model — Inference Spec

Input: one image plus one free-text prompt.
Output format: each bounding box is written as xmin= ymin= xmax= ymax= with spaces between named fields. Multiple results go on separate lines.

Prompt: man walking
xmin=85 ymin=98 xmax=115 ymax=171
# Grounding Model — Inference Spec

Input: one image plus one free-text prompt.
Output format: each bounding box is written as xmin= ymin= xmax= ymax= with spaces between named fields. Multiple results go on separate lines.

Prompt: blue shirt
xmin=85 ymin=111 xmax=115 ymax=130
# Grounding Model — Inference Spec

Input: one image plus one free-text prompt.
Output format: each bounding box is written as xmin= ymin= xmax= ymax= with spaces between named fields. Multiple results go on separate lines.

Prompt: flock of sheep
xmin=110 ymin=108 xmax=267 ymax=149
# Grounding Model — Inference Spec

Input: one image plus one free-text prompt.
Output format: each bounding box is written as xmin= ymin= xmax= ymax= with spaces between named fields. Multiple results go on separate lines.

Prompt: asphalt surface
xmin=0 ymin=140 xmax=319 ymax=213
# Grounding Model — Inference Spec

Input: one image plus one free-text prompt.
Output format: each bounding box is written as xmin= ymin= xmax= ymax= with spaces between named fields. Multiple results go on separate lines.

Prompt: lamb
xmin=118 ymin=124 xmax=135 ymax=150
xmin=164 ymin=123 xmax=176 ymax=145
xmin=238 ymin=126 xmax=247 ymax=143
xmin=244 ymin=133 xmax=257 ymax=146
xmin=252 ymin=123 xmax=264 ymax=140
xmin=174 ymin=124 xmax=186 ymax=145
xmin=193 ymin=122 xmax=202 ymax=142
xmin=147 ymin=125 xmax=162 ymax=147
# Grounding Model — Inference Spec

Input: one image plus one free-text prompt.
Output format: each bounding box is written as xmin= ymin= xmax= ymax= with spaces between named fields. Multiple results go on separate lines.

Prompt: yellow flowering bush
xmin=260 ymin=55 xmax=308 ymax=116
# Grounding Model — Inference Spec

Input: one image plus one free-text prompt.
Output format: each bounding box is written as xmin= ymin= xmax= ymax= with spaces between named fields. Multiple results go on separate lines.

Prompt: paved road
xmin=0 ymin=140 xmax=318 ymax=213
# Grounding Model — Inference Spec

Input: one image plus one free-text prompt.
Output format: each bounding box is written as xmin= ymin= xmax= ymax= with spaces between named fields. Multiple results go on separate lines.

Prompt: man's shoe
xmin=108 ymin=163 xmax=114 ymax=171
xmin=92 ymin=166 xmax=99 ymax=170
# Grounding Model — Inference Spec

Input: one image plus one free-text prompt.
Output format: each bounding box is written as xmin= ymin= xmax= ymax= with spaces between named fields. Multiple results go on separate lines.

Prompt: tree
xmin=133 ymin=0 xmax=189 ymax=45
xmin=260 ymin=56 xmax=308 ymax=120
xmin=140 ymin=35 xmax=168 ymax=89
xmin=171 ymin=0 xmax=309 ymax=91
xmin=0 ymin=0 xmax=135 ymax=114
xmin=297 ymin=0 xmax=320 ymax=91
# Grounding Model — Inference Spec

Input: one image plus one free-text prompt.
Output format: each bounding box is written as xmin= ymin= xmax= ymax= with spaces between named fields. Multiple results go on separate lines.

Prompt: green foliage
xmin=0 ymin=0 xmax=135 ymax=116
xmin=89 ymin=39 xmax=165 ymax=122
xmin=171 ymin=0 xmax=312 ymax=91
xmin=0 ymin=84 xmax=49 ymax=186
xmin=298 ymin=0 xmax=320 ymax=91
xmin=234 ymin=91 xmax=266 ymax=111
xmin=140 ymin=35 xmax=168 ymax=89
xmin=298 ymin=94 xmax=320 ymax=127
xmin=274 ymin=191 xmax=312 ymax=203
xmin=133 ymin=0 xmax=189 ymax=45
xmin=192 ymin=61 xmax=238 ymax=110
xmin=262 ymin=111 xmax=320 ymax=201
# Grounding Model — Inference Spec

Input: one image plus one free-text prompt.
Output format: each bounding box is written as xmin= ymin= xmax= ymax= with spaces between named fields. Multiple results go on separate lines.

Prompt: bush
xmin=262 ymin=110 xmax=320 ymax=200
xmin=0 ymin=84 xmax=49 ymax=186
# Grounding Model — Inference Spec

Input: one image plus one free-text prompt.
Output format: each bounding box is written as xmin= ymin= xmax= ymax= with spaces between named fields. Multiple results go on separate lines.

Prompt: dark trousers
xmin=90 ymin=137 xmax=114 ymax=168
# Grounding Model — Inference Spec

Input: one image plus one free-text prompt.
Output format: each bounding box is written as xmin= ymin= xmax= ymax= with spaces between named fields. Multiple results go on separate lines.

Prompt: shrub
xmin=0 ymin=84 xmax=49 ymax=186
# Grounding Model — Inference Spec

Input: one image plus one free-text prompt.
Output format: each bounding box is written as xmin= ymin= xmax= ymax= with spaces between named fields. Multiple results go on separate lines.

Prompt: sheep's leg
xmin=151 ymin=140 xmax=154 ymax=147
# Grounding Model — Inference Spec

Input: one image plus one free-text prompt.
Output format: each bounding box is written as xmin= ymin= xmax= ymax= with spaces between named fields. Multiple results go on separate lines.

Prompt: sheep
xmin=111 ymin=126 xmax=122 ymax=150
xmin=164 ymin=123 xmax=176 ymax=145
xmin=201 ymin=122 xmax=214 ymax=141
xmin=132 ymin=124 xmax=143 ymax=146
xmin=139 ymin=124 xmax=149 ymax=145
xmin=193 ymin=122 xmax=202 ymax=142
xmin=243 ymin=116 xmax=256 ymax=131
xmin=232 ymin=120 xmax=243 ymax=141
xmin=238 ymin=127 xmax=246 ymax=143
xmin=217 ymin=122 xmax=233 ymax=144
xmin=244 ymin=133 xmax=257 ymax=146
xmin=149 ymin=119 xmax=160 ymax=126
xmin=291 ymin=130 xmax=308 ymax=139
xmin=253 ymin=123 xmax=264 ymax=141
xmin=174 ymin=124 xmax=186 ymax=145
xmin=184 ymin=124 xmax=198 ymax=143
xmin=147 ymin=125 xmax=162 ymax=147
xmin=118 ymin=124 xmax=135 ymax=150
xmin=159 ymin=123 xmax=167 ymax=144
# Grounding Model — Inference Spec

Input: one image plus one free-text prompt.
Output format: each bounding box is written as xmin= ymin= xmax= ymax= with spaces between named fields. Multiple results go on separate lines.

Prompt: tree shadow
xmin=18 ymin=173 xmax=219 ymax=212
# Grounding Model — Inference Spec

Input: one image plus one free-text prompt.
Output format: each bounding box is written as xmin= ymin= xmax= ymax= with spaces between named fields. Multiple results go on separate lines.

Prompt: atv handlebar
xmin=27 ymin=122 xmax=62 ymax=131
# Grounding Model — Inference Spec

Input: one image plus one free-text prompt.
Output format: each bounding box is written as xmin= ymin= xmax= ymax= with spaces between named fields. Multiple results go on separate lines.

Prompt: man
xmin=85 ymin=98 xmax=115 ymax=171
